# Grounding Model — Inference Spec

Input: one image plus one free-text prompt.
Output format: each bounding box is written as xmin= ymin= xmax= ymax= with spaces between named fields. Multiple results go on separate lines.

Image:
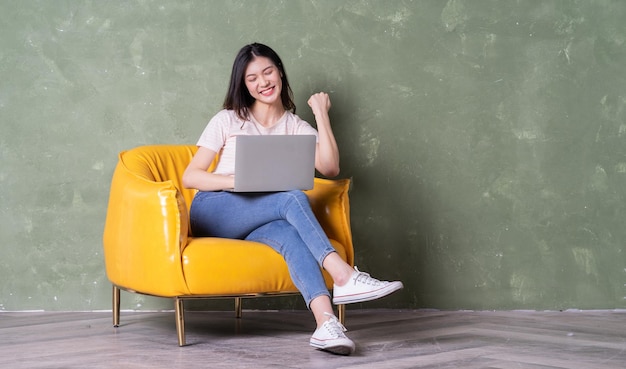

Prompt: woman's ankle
xmin=322 ymin=254 xmax=355 ymax=286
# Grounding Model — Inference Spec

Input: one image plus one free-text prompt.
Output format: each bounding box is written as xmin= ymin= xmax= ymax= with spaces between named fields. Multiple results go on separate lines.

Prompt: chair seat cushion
xmin=182 ymin=237 xmax=347 ymax=295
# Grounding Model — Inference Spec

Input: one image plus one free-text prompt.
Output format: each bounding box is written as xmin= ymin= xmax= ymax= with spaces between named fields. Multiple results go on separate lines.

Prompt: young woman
xmin=183 ymin=43 xmax=403 ymax=355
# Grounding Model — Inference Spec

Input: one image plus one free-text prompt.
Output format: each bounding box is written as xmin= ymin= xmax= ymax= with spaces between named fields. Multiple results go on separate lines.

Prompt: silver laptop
xmin=231 ymin=135 xmax=316 ymax=192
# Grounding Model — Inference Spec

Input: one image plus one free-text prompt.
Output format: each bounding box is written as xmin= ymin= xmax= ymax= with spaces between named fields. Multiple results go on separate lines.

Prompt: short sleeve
xmin=196 ymin=110 xmax=232 ymax=152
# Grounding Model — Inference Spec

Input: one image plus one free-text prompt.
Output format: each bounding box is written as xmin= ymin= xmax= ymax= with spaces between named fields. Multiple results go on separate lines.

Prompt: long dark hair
xmin=223 ymin=43 xmax=296 ymax=121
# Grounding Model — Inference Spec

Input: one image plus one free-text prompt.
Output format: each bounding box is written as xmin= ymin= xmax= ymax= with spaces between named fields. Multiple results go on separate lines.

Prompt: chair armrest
xmin=306 ymin=178 xmax=354 ymax=266
xmin=103 ymin=153 xmax=190 ymax=296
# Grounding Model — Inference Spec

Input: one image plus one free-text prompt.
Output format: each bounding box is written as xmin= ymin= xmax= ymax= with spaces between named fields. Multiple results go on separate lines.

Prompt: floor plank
xmin=1 ymin=309 xmax=625 ymax=368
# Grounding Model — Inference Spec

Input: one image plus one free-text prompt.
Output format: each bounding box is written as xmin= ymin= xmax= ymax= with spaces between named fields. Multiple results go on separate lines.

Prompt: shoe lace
xmin=352 ymin=267 xmax=385 ymax=286
xmin=323 ymin=312 xmax=347 ymax=338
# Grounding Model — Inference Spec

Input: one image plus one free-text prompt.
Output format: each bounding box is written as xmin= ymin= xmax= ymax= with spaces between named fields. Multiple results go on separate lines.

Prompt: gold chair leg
xmin=235 ymin=297 xmax=243 ymax=319
xmin=112 ymin=285 xmax=120 ymax=327
xmin=337 ymin=304 xmax=345 ymax=325
xmin=175 ymin=297 xmax=186 ymax=346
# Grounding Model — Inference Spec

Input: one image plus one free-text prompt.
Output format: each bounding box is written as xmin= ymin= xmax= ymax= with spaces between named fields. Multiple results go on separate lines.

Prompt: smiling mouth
xmin=260 ymin=86 xmax=275 ymax=96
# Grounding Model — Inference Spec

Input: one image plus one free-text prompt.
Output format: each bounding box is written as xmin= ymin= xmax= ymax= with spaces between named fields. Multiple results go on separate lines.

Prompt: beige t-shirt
xmin=196 ymin=109 xmax=318 ymax=175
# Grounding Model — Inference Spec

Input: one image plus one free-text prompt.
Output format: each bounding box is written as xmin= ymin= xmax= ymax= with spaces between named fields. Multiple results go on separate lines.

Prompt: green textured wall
xmin=2 ymin=0 xmax=626 ymax=311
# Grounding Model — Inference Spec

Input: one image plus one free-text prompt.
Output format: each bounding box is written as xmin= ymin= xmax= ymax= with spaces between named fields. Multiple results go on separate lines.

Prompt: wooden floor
xmin=1 ymin=309 xmax=625 ymax=368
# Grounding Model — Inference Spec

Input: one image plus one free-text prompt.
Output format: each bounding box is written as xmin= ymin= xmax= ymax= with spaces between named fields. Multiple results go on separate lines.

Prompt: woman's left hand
xmin=307 ymin=92 xmax=339 ymax=177
xmin=308 ymin=92 xmax=331 ymax=117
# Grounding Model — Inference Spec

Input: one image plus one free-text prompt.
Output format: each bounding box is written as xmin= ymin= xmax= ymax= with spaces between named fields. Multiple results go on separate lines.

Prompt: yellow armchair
xmin=103 ymin=145 xmax=354 ymax=346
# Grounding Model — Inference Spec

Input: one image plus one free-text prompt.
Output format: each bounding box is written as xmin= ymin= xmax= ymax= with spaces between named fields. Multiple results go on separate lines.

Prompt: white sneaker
xmin=333 ymin=266 xmax=403 ymax=305
xmin=310 ymin=313 xmax=355 ymax=355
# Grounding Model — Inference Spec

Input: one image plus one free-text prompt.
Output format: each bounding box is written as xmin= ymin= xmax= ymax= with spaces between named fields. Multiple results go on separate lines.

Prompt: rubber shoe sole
xmin=310 ymin=339 xmax=355 ymax=355
xmin=333 ymin=280 xmax=404 ymax=305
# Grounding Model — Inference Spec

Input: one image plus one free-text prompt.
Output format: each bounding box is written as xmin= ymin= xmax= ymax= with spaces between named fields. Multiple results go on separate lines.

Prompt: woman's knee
xmin=290 ymin=190 xmax=309 ymax=202
xmin=283 ymin=190 xmax=311 ymax=210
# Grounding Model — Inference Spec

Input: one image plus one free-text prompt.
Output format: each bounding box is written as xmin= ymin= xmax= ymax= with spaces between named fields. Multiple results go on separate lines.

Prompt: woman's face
xmin=244 ymin=56 xmax=283 ymax=107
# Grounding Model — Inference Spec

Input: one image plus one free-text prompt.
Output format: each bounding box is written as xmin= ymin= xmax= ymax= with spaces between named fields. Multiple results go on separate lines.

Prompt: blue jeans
xmin=189 ymin=190 xmax=336 ymax=308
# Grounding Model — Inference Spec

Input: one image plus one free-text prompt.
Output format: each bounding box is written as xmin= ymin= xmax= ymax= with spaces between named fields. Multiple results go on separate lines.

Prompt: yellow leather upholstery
xmin=102 ymin=145 xmax=354 ymax=344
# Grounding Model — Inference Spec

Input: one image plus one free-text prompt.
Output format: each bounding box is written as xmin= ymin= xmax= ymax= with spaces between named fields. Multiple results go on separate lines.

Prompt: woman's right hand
xmin=182 ymin=147 xmax=235 ymax=191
